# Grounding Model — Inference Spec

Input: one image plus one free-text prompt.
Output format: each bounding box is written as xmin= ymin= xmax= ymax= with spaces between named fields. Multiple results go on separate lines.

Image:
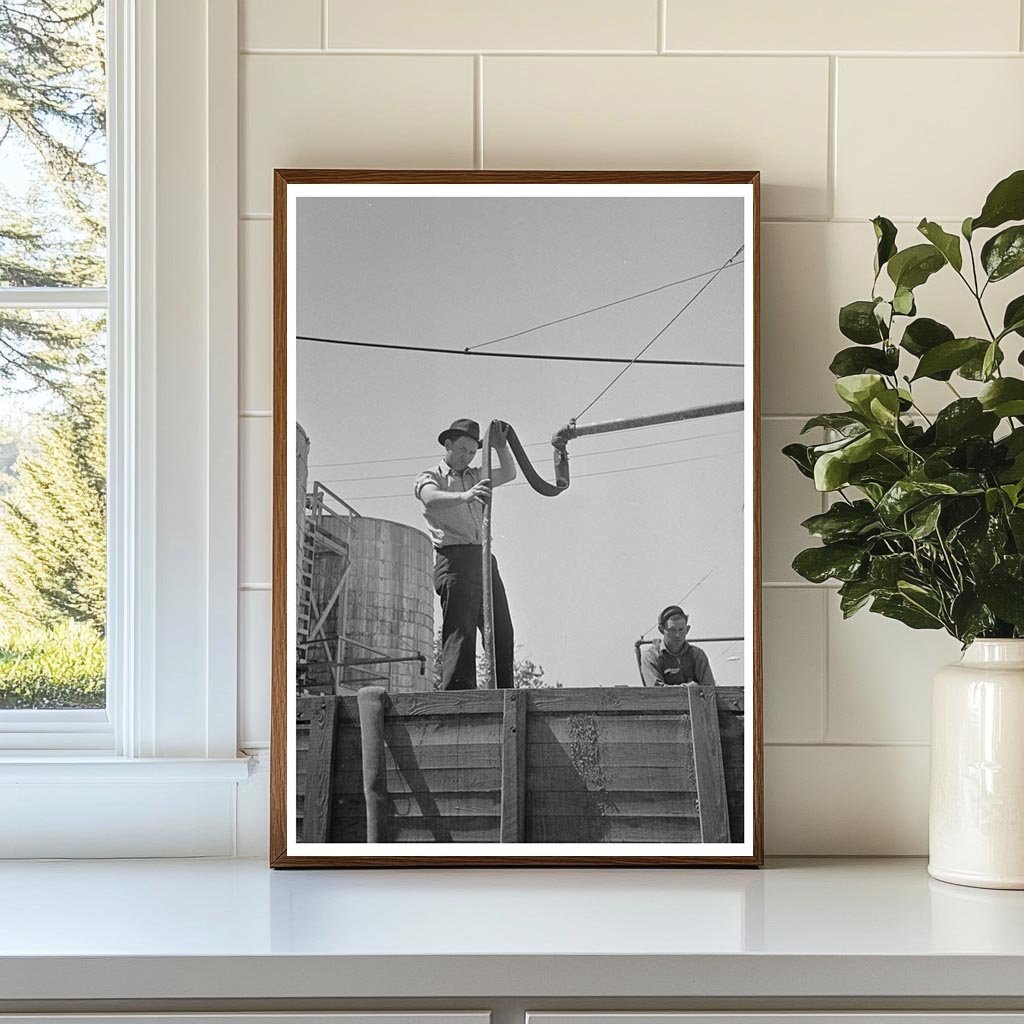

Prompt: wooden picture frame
xmin=271 ymin=170 xmax=763 ymax=867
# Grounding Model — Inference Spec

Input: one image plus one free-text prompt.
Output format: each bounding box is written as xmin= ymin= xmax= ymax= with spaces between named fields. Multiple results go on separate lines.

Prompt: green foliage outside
xmin=785 ymin=169 xmax=1024 ymax=644
xmin=0 ymin=620 xmax=104 ymax=708
xmin=0 ymin=1 xmax=107 ymax=708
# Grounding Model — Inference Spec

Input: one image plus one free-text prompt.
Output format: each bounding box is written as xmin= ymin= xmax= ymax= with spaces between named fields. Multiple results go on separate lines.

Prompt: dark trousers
xmin=434 ymin=544 xmax=514 ymax=690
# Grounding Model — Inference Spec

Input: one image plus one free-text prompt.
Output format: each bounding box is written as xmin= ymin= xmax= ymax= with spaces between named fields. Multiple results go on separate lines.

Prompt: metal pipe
xmin=552 ymin=400 xmax=744 ymax=447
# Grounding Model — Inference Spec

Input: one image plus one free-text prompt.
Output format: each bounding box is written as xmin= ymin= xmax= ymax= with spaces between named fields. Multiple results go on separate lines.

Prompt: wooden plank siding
xmin=296 ymin=687 xmax=744 ymax=844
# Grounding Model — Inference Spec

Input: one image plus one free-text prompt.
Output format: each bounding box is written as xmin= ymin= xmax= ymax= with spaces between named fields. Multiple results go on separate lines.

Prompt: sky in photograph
xmin=296 ymin=195 xmax=747 ymax=688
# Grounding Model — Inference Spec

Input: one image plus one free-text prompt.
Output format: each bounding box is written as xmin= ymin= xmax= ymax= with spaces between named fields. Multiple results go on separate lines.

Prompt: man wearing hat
xmin=414 ymin=418 xmax=517 ymax=690
xmin=640 ymin=605 xmax=716 ymax=687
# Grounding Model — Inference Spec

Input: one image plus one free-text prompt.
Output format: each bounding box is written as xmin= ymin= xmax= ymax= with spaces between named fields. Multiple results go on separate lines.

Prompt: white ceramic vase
xmin=929 ymin=639 xmax=1024 ymax=889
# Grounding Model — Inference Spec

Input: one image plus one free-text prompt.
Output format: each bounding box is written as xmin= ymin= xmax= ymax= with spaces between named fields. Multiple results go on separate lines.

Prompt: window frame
xmin=0 ymin=0 xmax=242 ymax=769
xmin=0 ymin=3 xmax=118 ymax=749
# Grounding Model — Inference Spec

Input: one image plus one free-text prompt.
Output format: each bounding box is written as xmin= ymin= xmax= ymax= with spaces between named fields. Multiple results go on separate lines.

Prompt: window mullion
xmin=0 ymin=287 xmax=108 ymax=310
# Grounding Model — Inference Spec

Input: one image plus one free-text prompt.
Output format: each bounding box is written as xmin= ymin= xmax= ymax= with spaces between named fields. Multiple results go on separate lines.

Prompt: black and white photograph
xmin=273 ymin=171 xmax=762 ymax=866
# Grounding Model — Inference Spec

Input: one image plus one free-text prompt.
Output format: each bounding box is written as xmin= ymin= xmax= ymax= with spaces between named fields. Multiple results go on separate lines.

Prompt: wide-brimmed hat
xmin=437 ymin=418 xmax=482 ymax=447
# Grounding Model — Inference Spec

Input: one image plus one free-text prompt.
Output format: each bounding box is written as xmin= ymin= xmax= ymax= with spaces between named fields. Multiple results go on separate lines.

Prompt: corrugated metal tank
xmin=341 ymin=517 xmax=434 ymax=694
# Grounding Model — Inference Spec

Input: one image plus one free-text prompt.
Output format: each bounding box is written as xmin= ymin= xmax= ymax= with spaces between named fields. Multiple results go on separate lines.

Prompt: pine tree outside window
xmin=0 ymin=2 xmax=109 ymax=725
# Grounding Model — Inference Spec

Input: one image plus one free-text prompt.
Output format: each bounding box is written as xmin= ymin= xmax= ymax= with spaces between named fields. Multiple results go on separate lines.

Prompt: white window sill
xmin=0 ymin=755 xmax=252 ymax=782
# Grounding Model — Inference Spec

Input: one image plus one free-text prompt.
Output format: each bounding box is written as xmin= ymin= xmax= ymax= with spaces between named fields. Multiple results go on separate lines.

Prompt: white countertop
xmin=2 ymin=857 xmax=1023 ymax=1002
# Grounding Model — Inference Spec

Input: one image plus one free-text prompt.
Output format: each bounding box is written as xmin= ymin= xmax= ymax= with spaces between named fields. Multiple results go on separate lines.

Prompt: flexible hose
xmin=480 ymin=420 xmax=571 ymax=689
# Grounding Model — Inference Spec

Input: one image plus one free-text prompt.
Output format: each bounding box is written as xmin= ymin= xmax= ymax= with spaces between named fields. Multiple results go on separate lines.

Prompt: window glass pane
xmin=0 ymin=1 xmax=107 ymax=288
xmin=0 ymin=309 xmax=106 ymax=709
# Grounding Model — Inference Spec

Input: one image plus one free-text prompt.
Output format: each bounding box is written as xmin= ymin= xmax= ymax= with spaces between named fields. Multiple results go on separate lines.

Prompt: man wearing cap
xmin=414 ymin=418 xmax=517 ymax=690
xmin=640 ymin=605 xmax=716 ymax=687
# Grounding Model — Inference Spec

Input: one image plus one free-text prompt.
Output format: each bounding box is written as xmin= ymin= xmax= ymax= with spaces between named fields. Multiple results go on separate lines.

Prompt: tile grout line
xmin=474 ymin=55 xmax=484 ymax=169
xmin=1021 ymin=0 xmax=1024 ymax=52
xmin=321 ymin=0 xmax=329 ymax=50
xmin=827 ymin=55 xmax=838 ymax=221
xmin=237 ymin=47 xmax=1024 ymax=57
xmin=657 ymin=0 xmax=666 ymax=54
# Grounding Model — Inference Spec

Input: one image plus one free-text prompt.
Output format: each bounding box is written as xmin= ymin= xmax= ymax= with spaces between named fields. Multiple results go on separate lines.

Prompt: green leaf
xmin=900 ymin=319 xmax=955 ymax=379
xmin=800 ymin=501 xmax=879 ymax=543
xmin=933 ymin=399 xmax=999 ymax=445
xmin=872 ymin=216 xmax=898 ymax=278
xmin=877 ymin=479 xmax=958 ymax=524
xmin=836 ymin=373 xmax=887 ymax=413
xmin=800 ymin=413 xmax=866 ymax=435
xmin=782 ymin=442 xmax=815 ymax=479
xmin=886 ymin=244 xmax=946 ymax=291
xmin=868 ymin=552 xmax=915 ymax=587
xmin=950 ymin=593 xmax=995 ymax=644
xmin=908 ymin=500 xmax=943 ymax=539
xmin=838 ymin=578 xmax=878 ymax=618
xmin=829 ymin=345 xmax=899 ymax=378
xmin=981 ymin=225 xmax=1024 ymax=283
xmin=839 ymin=300 xmax=887 ymax=345
xmin=892 ymin=286 xmax=916 ymax=316
xmin=871 ymin=594 xmax=943 ymax=630
xmin=792 ymin=543 xmax=866 ymax=584
xmin=911 ymin=338 xmax=988 ymax=381
xmin=917 ymin=219 xmax=963 ymax=272
xmin=959 ymin=344 xmax=1004 ymax=381
xmin=962 ymin=216 xmax=974 ymax=241
xmin=868 ymin=389 xmax=901 ymax=430
xmin=971 ymin=169 xmax=1024 ymax=232
xmin=982 ymin=342 xmax=1000 ymax=381
xmin=977 ymin=574 xmax=1024 ymax=629
xmin=814 ymin=450 xmax=851 ymax=491
xmin=985 ymin=487 xmax=1009 ymax=514
xmin=980 ymin=378 xmax=1024 ymax=418
xmin=1003 ymin=295 xmax=1024 ymax=339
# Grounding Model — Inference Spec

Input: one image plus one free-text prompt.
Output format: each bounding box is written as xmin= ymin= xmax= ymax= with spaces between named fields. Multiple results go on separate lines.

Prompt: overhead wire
xmin=334 ymin=447 xmax=742 ymax=502
xmin=463 ymin=260 xmax=744 ymax=351
xmin=308 ymin=419 xmax=740 ymax=470
xmin=315 ymin=428 xmax=735 ymax=484
xmin=639 ymin=503 xmax=746 ymax=639
xmin=296 ymin=334 xmax=741 ymax=368
xmin=573 ymin=243 xmax=745 ymax=421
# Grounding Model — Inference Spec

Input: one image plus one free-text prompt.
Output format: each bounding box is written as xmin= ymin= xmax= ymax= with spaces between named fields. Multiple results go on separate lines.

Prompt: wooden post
xmin=357 ymin=685 xmax=389 ymax=843
xmin=499 ymin=688 xmax=527 ymax=842
xmin=687 ymin=682 xmax=731 ymax=843
xmin=303 ymin=697 xmax=337 ymax=843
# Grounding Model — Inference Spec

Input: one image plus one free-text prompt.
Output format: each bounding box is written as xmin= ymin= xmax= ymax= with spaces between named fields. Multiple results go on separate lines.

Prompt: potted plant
xmin=784 ymin=169 xmax=1024 ymax=889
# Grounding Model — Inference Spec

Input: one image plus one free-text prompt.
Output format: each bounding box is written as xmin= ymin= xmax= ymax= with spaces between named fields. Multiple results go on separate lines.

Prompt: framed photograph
xmin=270 ymin=170 xmax=762 ymax=867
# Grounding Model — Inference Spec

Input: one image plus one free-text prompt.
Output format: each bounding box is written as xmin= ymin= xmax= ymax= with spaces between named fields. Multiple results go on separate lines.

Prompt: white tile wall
xmin=665 ymin=0 xmax=1021 ymax=53
xmin=762 ymin=588 xmax=825 ymax=744
xmin=239 ymin=416 xmax=272 ymax=587
xmin=241 ymin=0 xmax=322 ymax=50
xmin=239 ymin=590 xmax=272 ymax=748
xmin=835 ymin=58 xmax=1024 ymax=221
xmin=235 ymin=3 xmax=1024 ymax=854
xmin=483 ymin=56 xmax=831 ymax=220
xmin=327 ymin=0 xmax=658 ymax=52
xmin=826 ymin=601 xmax=961 ymax=744
xmin=240 ymin=55 xmax=475 ymax=213
xmin=240 ymin=220 xmax=272 ymax=412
